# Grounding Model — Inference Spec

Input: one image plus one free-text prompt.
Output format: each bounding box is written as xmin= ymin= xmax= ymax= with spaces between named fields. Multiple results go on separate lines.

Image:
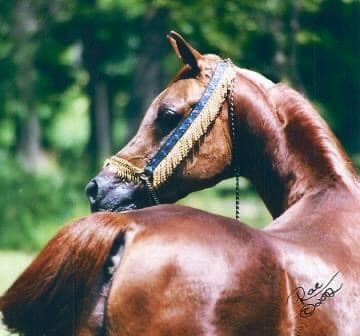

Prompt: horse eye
xmin=157 ymin=108 xmax=181 ymax=131
xmin=162 ymin=108 xmax=177 ymax=119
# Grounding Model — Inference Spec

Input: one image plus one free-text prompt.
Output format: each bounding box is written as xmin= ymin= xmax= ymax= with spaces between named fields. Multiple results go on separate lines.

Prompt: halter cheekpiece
xmin=104 ymin=59 xmax=236 ymax=208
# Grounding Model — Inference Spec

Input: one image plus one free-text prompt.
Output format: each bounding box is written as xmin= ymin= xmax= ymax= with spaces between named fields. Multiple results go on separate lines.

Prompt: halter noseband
xmin=104 ymin=59 xmax=235 ymax=206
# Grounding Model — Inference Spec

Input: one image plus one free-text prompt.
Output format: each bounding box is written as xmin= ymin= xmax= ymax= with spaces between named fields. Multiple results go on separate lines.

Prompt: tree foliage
xmin=0 ymin=0 xmax=358 ymax=248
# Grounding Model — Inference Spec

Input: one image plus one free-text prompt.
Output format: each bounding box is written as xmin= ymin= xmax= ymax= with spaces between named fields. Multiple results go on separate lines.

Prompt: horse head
xmin=86 ymin=32 xmax=236 ymax=212
xmin=86 ymin=31 xmax=358 ymax=217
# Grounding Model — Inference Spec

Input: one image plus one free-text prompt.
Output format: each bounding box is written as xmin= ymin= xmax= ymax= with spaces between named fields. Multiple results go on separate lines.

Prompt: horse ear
xmin=167 ymin=31 xmax=202 ymax=71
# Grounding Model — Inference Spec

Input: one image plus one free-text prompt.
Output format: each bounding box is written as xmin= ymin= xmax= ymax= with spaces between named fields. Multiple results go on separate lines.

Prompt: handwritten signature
xmin=287 ymin=271 xmax=343 ymax=318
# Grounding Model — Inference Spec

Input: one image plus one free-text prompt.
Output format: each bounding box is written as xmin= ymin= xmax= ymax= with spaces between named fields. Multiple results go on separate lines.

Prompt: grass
xmin=0 ymin=251 xmax=34 ymax=295
xmin=0 ymin=251 xmax=34 ymax=336
xmin=0 ymin=319 xmax=14 ymax=336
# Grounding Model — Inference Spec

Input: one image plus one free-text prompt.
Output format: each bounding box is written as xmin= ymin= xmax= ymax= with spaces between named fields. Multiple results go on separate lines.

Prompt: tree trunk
xmin=125 ymin=7 xmax=169 ymax=139
xmin=81 ymin=9 xmax=112 ymax=169
xmin=269 ymin=16 xmax=287 ymax=81
xmin=12 ymin=0 xmax=44 ymax=171
xmin=87 ymin=74 xmax=112 ymax=169
xmin=17 ymin=112 xmax=43 ymax=169
xmin=94 ymin=80 xmax=111 ymax=161
xmin=288 ymin=2 xmax=305 ymax=91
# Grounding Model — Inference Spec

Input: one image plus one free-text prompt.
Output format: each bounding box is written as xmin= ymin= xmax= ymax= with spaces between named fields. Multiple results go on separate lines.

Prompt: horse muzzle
xmin=85 ymin=173 xmax=149 ymax=212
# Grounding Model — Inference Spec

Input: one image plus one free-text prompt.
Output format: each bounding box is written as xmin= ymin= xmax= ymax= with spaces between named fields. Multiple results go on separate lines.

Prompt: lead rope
xmin=228 ymin=75 xmax=240 ymax=221
xmin=140 ymin=174 xmax=160 ymax=205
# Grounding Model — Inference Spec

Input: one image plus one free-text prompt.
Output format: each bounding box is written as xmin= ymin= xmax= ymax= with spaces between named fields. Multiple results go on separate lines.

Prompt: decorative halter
xmin=103 ymin=59 xmax=238 ymax=213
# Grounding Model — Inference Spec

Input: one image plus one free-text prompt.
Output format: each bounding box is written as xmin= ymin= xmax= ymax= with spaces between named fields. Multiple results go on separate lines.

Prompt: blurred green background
xmin=0 ymin=0 xmax=359 ymax=332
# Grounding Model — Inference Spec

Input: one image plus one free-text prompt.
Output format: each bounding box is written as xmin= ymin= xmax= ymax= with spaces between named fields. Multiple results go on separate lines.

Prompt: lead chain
xmin=228 ymin=74 xmax=240 ymax=221
xmin=141 ymin=175 xmax=160 ymax=205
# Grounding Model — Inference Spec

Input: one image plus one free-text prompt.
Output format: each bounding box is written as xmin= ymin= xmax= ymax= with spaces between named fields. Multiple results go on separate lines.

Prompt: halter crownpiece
xmin=104 ymin=59 xmax=234 ymax=199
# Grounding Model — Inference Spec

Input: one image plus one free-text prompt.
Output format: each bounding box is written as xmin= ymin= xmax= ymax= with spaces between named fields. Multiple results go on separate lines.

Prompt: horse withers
xmin=1 ymin=32 xmax=360 ymax=335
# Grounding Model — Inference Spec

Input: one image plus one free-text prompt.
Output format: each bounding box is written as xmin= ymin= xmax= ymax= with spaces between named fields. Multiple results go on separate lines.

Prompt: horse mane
xmin=0 ymin=212 xmax=129 ymax=336
xmin=269 ymin=83 xmax=358 ymax=185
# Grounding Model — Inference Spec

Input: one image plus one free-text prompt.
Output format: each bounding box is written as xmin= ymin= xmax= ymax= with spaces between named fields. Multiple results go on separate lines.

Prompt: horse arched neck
xmin=231 ymin=69 xmax=357 ymax=218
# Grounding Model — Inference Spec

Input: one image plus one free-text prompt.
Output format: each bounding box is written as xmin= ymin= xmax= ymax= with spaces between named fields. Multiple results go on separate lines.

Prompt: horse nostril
xmin=85 ymin=179 xmax=99 ymax=204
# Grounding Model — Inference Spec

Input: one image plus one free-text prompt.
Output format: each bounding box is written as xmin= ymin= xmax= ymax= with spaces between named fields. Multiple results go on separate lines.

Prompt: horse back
xmin=106 ymin=205 xmax=285 ymax=336
xmin=107 ymin=203 xmax=360 ymax=335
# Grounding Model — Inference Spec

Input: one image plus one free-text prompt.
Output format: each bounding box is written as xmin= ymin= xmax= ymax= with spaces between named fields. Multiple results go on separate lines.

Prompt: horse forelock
xmin=270 ymin=83 xmax=357 ymax=187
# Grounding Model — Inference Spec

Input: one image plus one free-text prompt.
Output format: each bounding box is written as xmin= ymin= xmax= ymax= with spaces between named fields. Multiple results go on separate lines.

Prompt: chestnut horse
xmin=1 ymin=32 xmax=360 ymax=335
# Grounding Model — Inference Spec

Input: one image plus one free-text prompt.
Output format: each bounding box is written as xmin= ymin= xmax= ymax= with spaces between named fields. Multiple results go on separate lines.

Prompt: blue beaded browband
xmin=104 ymin=59 xmax=234 ymax=203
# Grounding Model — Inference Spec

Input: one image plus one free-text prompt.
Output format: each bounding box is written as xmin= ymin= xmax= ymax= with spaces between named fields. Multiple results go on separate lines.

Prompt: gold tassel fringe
xmin=103 ymin=156 xmax=143 ymax=184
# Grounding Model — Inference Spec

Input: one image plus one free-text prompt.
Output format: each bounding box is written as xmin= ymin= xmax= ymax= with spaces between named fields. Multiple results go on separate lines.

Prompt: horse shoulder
xmin=210 ymin=231 xmax=287 ymax=336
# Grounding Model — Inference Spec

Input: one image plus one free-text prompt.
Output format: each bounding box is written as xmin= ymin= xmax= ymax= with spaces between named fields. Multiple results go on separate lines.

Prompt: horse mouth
xmin=114 ymin=204 xmax=137 ymax=212
xmin=91 ymin=203 xmax=137 ymax=213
